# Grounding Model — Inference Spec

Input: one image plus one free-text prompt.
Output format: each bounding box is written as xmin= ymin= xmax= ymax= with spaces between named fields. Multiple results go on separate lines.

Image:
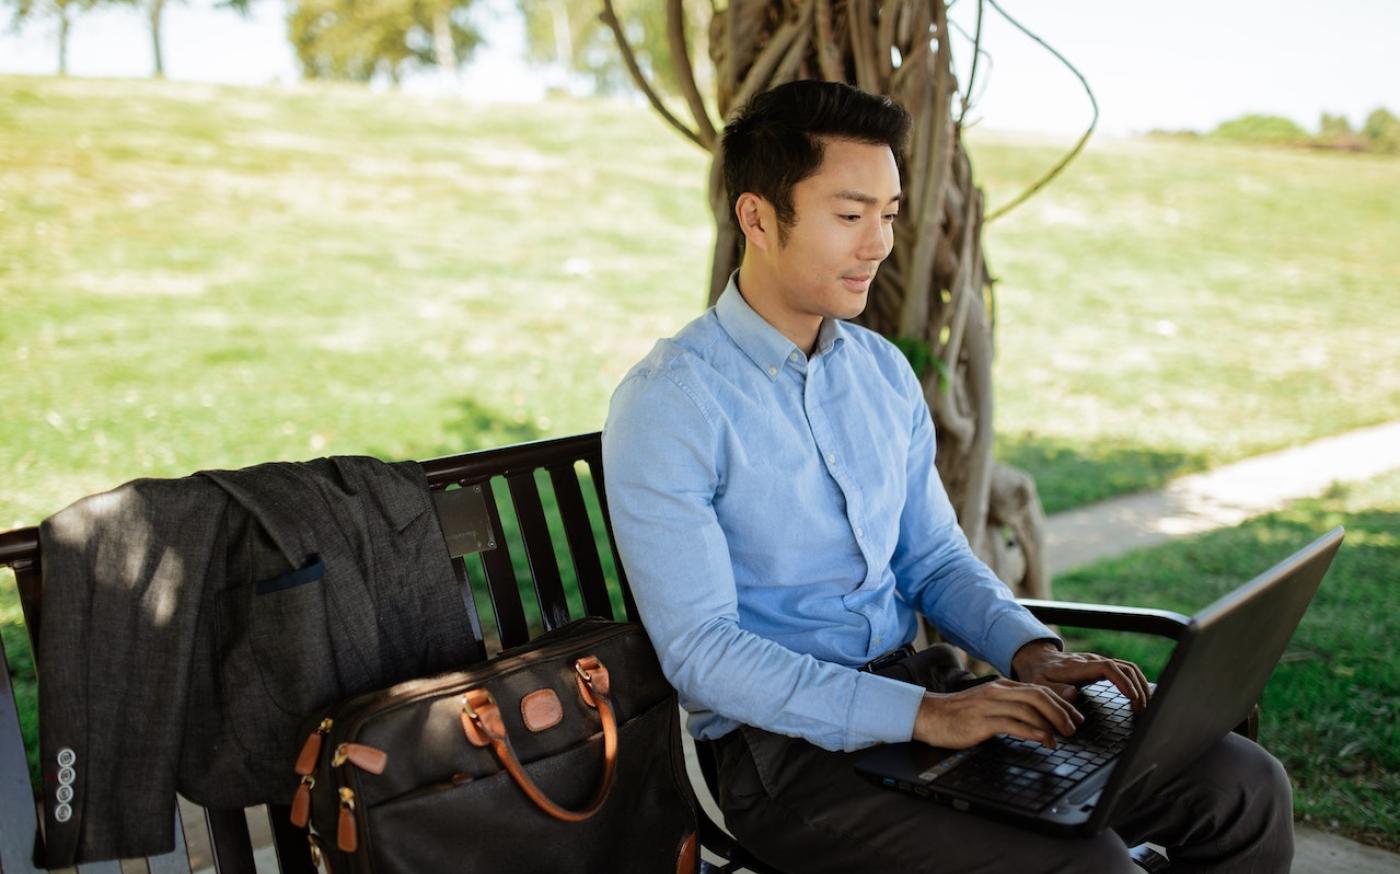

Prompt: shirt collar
xmin=715 ymin=272 xmax=846 ymax=381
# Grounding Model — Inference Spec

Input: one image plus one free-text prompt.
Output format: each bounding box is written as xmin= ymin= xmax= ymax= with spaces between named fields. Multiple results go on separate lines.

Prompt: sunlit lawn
xmin=1053 ymin=468 xmax=1400 ymax=850
xmin=2 ymin=76 xmax=1398 ymax=526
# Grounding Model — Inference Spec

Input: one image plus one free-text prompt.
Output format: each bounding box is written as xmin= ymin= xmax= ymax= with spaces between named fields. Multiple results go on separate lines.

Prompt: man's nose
xmin=857 ymin=221 xmax=892 ymax=262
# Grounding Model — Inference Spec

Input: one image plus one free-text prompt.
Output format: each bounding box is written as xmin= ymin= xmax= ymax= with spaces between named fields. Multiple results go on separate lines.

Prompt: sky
xmin=1 ymin=0 xmax=1396 ymax=136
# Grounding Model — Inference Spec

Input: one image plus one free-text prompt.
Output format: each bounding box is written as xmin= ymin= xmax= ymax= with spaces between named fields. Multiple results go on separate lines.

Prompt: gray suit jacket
xmin=37 ymin=456 xmax=475 ymax=864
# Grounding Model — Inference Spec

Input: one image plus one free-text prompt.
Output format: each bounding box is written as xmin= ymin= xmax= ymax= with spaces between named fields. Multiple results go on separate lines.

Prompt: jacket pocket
xmin=216 ymin=558 xmax=344 ymax=765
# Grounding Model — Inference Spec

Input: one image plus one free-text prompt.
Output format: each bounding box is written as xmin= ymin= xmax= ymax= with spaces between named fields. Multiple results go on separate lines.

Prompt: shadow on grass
xmin=1050 ymin=485 xmax=1399 ymax=849
xmin=996 ymin=432 xmax=1209 ymax=515
xmin=374 ymin=396 xmax=547 ymax=464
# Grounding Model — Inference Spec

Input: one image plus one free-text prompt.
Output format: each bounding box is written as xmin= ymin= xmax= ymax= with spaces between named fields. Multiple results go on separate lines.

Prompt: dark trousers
xmin=711 ymin=646 xmax=1294 ymax=873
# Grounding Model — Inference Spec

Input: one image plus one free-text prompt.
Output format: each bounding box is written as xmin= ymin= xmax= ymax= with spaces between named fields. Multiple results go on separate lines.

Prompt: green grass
xmin=1052 ymin=469 xmax=1400 ymax=849
xmin=1 ymin=77 xmax=1398 ymax=525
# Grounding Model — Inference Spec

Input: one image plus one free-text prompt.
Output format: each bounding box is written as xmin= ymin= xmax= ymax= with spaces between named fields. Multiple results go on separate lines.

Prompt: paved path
xmin=1045 ymin=420 xmax=1400 ymax=575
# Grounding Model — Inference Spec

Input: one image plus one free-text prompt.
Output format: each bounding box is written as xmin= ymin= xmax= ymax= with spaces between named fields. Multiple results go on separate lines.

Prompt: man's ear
xmin=735 ymin=193 xmax=775 ymax=253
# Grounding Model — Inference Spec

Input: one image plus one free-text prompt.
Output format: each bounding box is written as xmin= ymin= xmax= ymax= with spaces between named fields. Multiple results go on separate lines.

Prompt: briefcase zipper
xmin=290 ymin=718 xmax=333 ymax=828
xmin=330 ymin=619 xmax=633 ymax=745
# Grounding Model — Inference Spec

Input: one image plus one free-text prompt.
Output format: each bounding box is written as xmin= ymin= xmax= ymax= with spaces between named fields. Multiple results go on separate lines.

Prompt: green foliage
xmin=288 ymin=0 xmax=482 ymax=82
xmin=893 ymin=336 xmax=950 ymax=391
xmin=1054 ymin=471 xmax=1400 ymax=849
xmin=1362 ymin=107 xmax=1400 ymax=155
xmin=518 ymin=0 xmax=713 ymax=98
xmin=1206 ymin=109 xmax=1399 ymax=156
xmin=1318 ymin=112 xmax=1353 ymax=138
xmin=1210 ymin=113 xmax=1309 ymax=145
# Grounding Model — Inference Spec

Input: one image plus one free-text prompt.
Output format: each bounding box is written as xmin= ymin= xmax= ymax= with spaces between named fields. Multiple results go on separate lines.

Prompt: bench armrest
xmin=1017 ymin=599 xmax=1191 ymax=642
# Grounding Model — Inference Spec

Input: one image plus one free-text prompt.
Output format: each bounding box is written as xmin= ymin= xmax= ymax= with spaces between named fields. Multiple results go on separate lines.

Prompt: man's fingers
xmin=982 ymin=716 xmax=1057 ymax=749
xmin=1100 ymin=660 xmax=1147 ymax=711
xmin=1118 ymin=659 xmax=1151 ymax=710
xmin=988 ymin=681 xmax=1080 ymax=735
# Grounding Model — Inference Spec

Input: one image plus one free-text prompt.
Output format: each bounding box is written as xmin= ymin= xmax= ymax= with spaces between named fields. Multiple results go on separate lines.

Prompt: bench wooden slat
xmin=583 ymin=453 xmax=639 ymax=622
xmin=547 ymin=464 xmax=614 ymax=621
xmin=448 ymin=559 xmax=489 ymax=663
xmin=202 ymin=809 xmax=255 ymax=874
xmin=266 ymin=806 xmax=314 ymax=874
xmin=0 ymin=568 xmax=42 ymax=874
xmin=505 ymin=471 xmax=571 ymax=632
xmin=475 ymin=479 xmax=530 ymax=649
xmin=0 ymin=685 xmax=39 ymax=873
xmin=75 ymin=860 xmax=121 ymax=872
xmin=141 ymin=810 xmax=193 ymax=874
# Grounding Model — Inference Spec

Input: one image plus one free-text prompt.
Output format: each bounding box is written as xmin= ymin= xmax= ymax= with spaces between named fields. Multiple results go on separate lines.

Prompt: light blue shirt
xmin=602 ymin=273 xmax=1058 ymax=751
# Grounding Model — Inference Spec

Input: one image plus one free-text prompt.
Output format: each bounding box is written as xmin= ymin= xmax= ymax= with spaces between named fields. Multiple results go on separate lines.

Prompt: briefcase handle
xmin=460 ymin=655 xmax=618 ymax=823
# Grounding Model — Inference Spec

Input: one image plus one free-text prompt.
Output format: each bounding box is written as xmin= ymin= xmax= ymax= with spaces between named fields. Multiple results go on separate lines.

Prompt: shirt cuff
xmin=846 ymin=671 xmax=927 ymax=749
xmin=983 ymin=613 xmax=1063 ymax=677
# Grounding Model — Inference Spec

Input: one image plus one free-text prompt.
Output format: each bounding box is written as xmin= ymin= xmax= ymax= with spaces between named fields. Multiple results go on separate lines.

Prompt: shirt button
xmin=826 ymin=453 xmax=836 ymax=464
xmin=789 ymin=351 xmax=799 ymax=361
xmin=856 ymin=527 xmax=865 ymax=539
xmin=768 ymin=366 xmax=778 ymax=377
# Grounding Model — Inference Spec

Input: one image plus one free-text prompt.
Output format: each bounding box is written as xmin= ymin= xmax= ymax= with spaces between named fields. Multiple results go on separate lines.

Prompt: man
xmin=602 ymin=80 xmax=1292 ymax=873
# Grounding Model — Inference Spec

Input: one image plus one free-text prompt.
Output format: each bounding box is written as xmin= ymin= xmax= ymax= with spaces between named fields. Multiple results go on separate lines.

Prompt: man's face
xmin=767 ymin=137 xmax=901 ymax=325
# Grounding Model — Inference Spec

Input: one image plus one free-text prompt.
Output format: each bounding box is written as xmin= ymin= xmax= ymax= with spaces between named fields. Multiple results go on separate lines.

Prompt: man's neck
xmin=736 ymin=261 xmax=822 ymax=356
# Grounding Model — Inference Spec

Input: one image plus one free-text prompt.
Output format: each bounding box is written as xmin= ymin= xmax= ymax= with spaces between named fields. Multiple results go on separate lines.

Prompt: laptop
xmin=854 ymin=527 xmax=1343 ymax=836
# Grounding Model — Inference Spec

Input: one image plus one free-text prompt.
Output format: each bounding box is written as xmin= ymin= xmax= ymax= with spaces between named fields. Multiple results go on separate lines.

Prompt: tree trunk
xmin=433 ymin=7 xmax=456 ymax=74
xmin=148 ymin=0 xmax=166 ymax=79
xmin=57 ymin=7 xmax=70 ymax=76
xmin=604 ymin=0 xmax=1050 ymax=601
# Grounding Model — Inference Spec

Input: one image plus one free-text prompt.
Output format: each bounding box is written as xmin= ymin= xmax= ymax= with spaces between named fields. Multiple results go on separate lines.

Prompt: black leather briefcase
xmin=289 ymin=617 xmax=699 ymax=873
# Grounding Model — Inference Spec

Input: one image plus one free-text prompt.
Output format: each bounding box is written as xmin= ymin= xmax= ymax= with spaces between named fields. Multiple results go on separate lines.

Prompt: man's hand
xmin=912 ymin=679 xmax=1084 ymax=750
xmin=1011 ymin=640 xmax=1151 ymax=712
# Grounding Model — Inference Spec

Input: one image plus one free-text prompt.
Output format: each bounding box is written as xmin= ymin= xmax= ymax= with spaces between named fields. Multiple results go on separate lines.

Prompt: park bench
xmin=0 ymin=431 xmax=1243 ymax=873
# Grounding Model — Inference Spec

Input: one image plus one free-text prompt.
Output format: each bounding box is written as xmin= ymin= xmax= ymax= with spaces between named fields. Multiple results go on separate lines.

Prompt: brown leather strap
xmin=460 ymin=656 xmax=619 ymax=823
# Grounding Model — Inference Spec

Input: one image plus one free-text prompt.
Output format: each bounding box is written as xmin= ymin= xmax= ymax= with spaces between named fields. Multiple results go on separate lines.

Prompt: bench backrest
xmin=0 ymin=432 xmax=738 ymax=873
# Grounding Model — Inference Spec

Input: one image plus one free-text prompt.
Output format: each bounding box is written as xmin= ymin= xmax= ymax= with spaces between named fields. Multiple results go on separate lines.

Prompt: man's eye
xmin=840 ymin=214 xmax=861 ymax=222
xmin=883 ymin=213 xmax=899 ymax=222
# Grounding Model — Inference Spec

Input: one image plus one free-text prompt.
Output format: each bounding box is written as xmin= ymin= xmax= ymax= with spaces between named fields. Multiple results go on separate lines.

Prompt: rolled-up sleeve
xmin=603 ymin=367 xmax=925 ymax=750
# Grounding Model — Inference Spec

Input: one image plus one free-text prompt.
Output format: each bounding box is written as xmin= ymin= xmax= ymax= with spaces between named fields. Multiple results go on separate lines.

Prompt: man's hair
xmin=722 ymin=80 xmax=912 ymax=243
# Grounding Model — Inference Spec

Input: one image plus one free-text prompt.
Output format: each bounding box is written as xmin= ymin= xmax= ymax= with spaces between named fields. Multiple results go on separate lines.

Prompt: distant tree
xmin=1313 ymin=112 xmax=1368 ymax=152
xmin=7 ymin=0 xmax=123 ymax=74
xmin=288 ymin=0 xmax=481 ymax=84
xmin=1211 ymin=113 xmax=1309 ymax=145
xmin=145 ymin=0 xmax=248 ymax=78
xmin=1362 ymin=107 xmax=1400 ymax=155
xmin=519 ymin=0 xmax=711 ymax=97
xmin=1318 ymin=112 xmax=1352 ymax=139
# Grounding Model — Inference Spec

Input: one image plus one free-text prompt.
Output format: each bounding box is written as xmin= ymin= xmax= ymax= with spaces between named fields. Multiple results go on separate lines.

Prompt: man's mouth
xmin=842 ymin=274 xmax=873 ymax=291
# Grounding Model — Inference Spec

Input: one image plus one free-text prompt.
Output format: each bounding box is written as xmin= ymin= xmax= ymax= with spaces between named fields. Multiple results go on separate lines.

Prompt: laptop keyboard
xmin=918 ymin=680 xmax=1136 ymax=813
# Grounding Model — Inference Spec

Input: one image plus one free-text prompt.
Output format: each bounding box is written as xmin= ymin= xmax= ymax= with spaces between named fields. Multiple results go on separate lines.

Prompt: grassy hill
xmin=2 ymin=76 xmax=1398 ymax=526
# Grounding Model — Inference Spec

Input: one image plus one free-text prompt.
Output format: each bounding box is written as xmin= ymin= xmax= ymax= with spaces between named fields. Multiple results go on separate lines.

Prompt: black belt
xmin=859 ymin=643 xmax=917 ymax=673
